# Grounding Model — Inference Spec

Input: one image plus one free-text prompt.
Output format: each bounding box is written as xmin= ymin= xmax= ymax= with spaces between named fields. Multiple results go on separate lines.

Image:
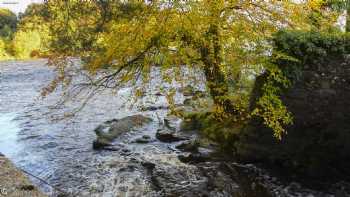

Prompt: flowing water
xmin=0 ymin=60 xmax=347 ymax=197
xmin=0 ymin=60 xmax=197 ymax=196
xmin=0 ymin=113 xmax=21 ymax=157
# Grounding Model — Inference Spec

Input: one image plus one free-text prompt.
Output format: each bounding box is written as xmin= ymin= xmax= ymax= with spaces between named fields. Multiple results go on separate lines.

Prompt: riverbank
xmin=0 ymin=153 xmax=46 ymax=197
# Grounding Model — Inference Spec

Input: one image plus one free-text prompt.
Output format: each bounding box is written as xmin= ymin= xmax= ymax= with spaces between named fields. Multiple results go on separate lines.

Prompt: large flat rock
xmin=93 ymin=115 xmax=153 ymax=149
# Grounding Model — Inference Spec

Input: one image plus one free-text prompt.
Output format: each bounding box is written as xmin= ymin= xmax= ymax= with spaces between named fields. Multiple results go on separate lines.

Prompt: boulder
xmin=163 ymin=115 xmax=181 ymax=131
xmin=180 ymin=85 xmax=195 ymax=96
xmin=155 ymin=129 xmax=188 ymax=143
xmin=183 ymin=98 xmax=192 ymax=105
xmin=134 ymin=135 xmax=152 ymax=144
xmin=193 ymin=90 xmax=206 ymax=99
xmin=148 ymin=164 xmax=209 ymax=196
xmin=92 ymin=138 xmax=112 ymax=150
xmin=144 ymin=161 xmax=243 ymax=196
xmin=178 ymin=148 xmax=214 ymax=163
xmin=175 ymin=140 xmax=199 ymax=152
xmin=154 ymin=92 xmax=163 ymax=96
xmin=93 ymin=115 xmax=152 ymax=149
xmin=179 ymin=85 xmax=206 ymax=98
xmin=141 ymin=161 xmax=156 ymax=171
xmin=140 ymin=105 xmax=169 ymax=111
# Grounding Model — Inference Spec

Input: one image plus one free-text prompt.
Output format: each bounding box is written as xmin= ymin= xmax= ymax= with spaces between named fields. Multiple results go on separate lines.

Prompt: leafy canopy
xmin=46 ymin=0 xmax=332 ymax=138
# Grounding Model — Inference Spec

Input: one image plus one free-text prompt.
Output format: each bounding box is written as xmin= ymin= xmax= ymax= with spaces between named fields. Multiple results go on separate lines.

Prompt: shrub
xmin=0 ymin=38 xmax=10 ymax=60
xmin=12 ymin=30 xmax=41 ymax=59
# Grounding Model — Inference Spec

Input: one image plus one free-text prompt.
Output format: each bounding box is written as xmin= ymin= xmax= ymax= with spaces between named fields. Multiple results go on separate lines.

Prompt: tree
xmin=12 ymin=30 xmax=41 ymax=59
xmin=0 ymin=8 xmax=17 ymax=39
xmin=19 ymin=3 xmax=49 ymax=21
xmin=12 ymin=3 xmax=51 ymax=58
xmin=46 ymin=0 xmax=328 ymax=138
xmin=0 ymin=38 xmax=10 ymax=59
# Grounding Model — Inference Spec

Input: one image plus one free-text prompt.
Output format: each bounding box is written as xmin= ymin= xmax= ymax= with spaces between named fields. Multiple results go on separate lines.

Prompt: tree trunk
xmin=347 ymin=6 xmax=350 ymax=32
xmin=200 ymin=24 xmax=237 ymax=114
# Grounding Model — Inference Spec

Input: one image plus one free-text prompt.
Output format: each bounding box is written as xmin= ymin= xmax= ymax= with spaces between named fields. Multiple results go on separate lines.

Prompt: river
xmin=0 ymin=59 xmax=186 ymax=196
xmin=0 ymin=60 xmax=347 ymax=197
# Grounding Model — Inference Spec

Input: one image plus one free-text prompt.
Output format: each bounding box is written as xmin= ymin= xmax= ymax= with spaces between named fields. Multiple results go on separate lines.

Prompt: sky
xmin=0 ymin=0 xmax=42 ymax=14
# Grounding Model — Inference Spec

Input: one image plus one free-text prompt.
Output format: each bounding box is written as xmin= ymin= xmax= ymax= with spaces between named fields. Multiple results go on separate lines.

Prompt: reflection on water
xmin=0 ymin=113 xmax=21 ymax=158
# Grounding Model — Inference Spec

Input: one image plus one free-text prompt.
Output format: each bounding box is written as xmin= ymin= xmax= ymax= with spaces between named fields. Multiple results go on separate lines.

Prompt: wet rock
xmin=93 ymin=115 xmax=152 ymax=149
xmin=180 ymin=85 xmax=195 ymax=96
xmin=18 ymin=184 xmax=35 ymax=191
xmin=140 ymin=105 xmax=169 ymax=111
xmin=176 ymin=140 xmax=199 ymax=152
xmin=92 ymin=138 xmax=112 ymax=150
xmin=150 ymin=165 xmax=209 ymax=196
xmin=134 ymin=135 xmax=152 ymax=144
xmin=180 ymin=85 xmax=206 ymax=98
xmin=120 ymin=148 xmax=132 ymax=156
xmin=335 ymin=190 xmax=348 ymax=197
xmin=213 ymin=162 xmax=340 ymax=197
xmin=197 ymin=162 xmax=241 ymax=196
xmin=56 ymin=193 xmax=70 ymax=197
xmin=178 ymin=148 xmax=214 ymax=163
xmin=193 ymin=90 xmax=206 ymax=99
xmin=156 ymin=129 xmax=188 ymax=143
xmin=141 ymin=161 xmax=156 ymax=170
xmin=214 ymin=163 xmax=273 ymax=197
xmin=154 ymin=92 xmax=163 ymax=96
xmin=163 ymin=115 xmax=182 ymax=131
xmin=332 ymin=182 xmax=350 ymax=197
xmin=145 ymin=161 xmax=248 ymax=196
xmin=183 ymin=98 xmax=192 ymax=105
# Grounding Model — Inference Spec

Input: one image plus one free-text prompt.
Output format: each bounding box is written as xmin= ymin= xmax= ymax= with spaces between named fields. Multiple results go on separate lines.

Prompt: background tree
xmin=0 ymin=8 xmax=17 ymax=59
xmin=12 ymin=3 xmax=51 ymax=59
xmin=0 ymin=8 xmax=17 ymax=39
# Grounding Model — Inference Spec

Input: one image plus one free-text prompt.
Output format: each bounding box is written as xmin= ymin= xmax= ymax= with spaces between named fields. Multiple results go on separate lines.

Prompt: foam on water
xmin=0 ymin=113 xmax=21 ymax=158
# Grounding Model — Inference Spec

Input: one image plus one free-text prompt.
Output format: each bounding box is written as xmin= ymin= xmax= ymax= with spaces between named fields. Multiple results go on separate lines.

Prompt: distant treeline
xmin=0 ymin=3 xmax=50 ymax=60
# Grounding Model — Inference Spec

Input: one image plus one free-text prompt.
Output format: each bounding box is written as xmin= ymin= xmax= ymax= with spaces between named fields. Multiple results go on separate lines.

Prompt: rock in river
xmin=155 ymin=128 xmax=189 ymax=143
xmin=134 ymin=135 xmax=153 ymax=144
xmin=178 ymin=147 xmax=215 ymax=163
xmin=176 ymin=139 xmax=200 ymax=152
xmin=93 ymin=115 xmax=152 ymax=149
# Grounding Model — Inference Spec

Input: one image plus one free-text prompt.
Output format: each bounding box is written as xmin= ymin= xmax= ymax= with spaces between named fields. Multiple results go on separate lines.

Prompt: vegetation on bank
xmin=263 ymin=30 xmax=350 ymax=178
xmin=0 ymin=4 xmax=50 ymax=60
xmin=182 ymin=30 xmax=350 ymax=180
